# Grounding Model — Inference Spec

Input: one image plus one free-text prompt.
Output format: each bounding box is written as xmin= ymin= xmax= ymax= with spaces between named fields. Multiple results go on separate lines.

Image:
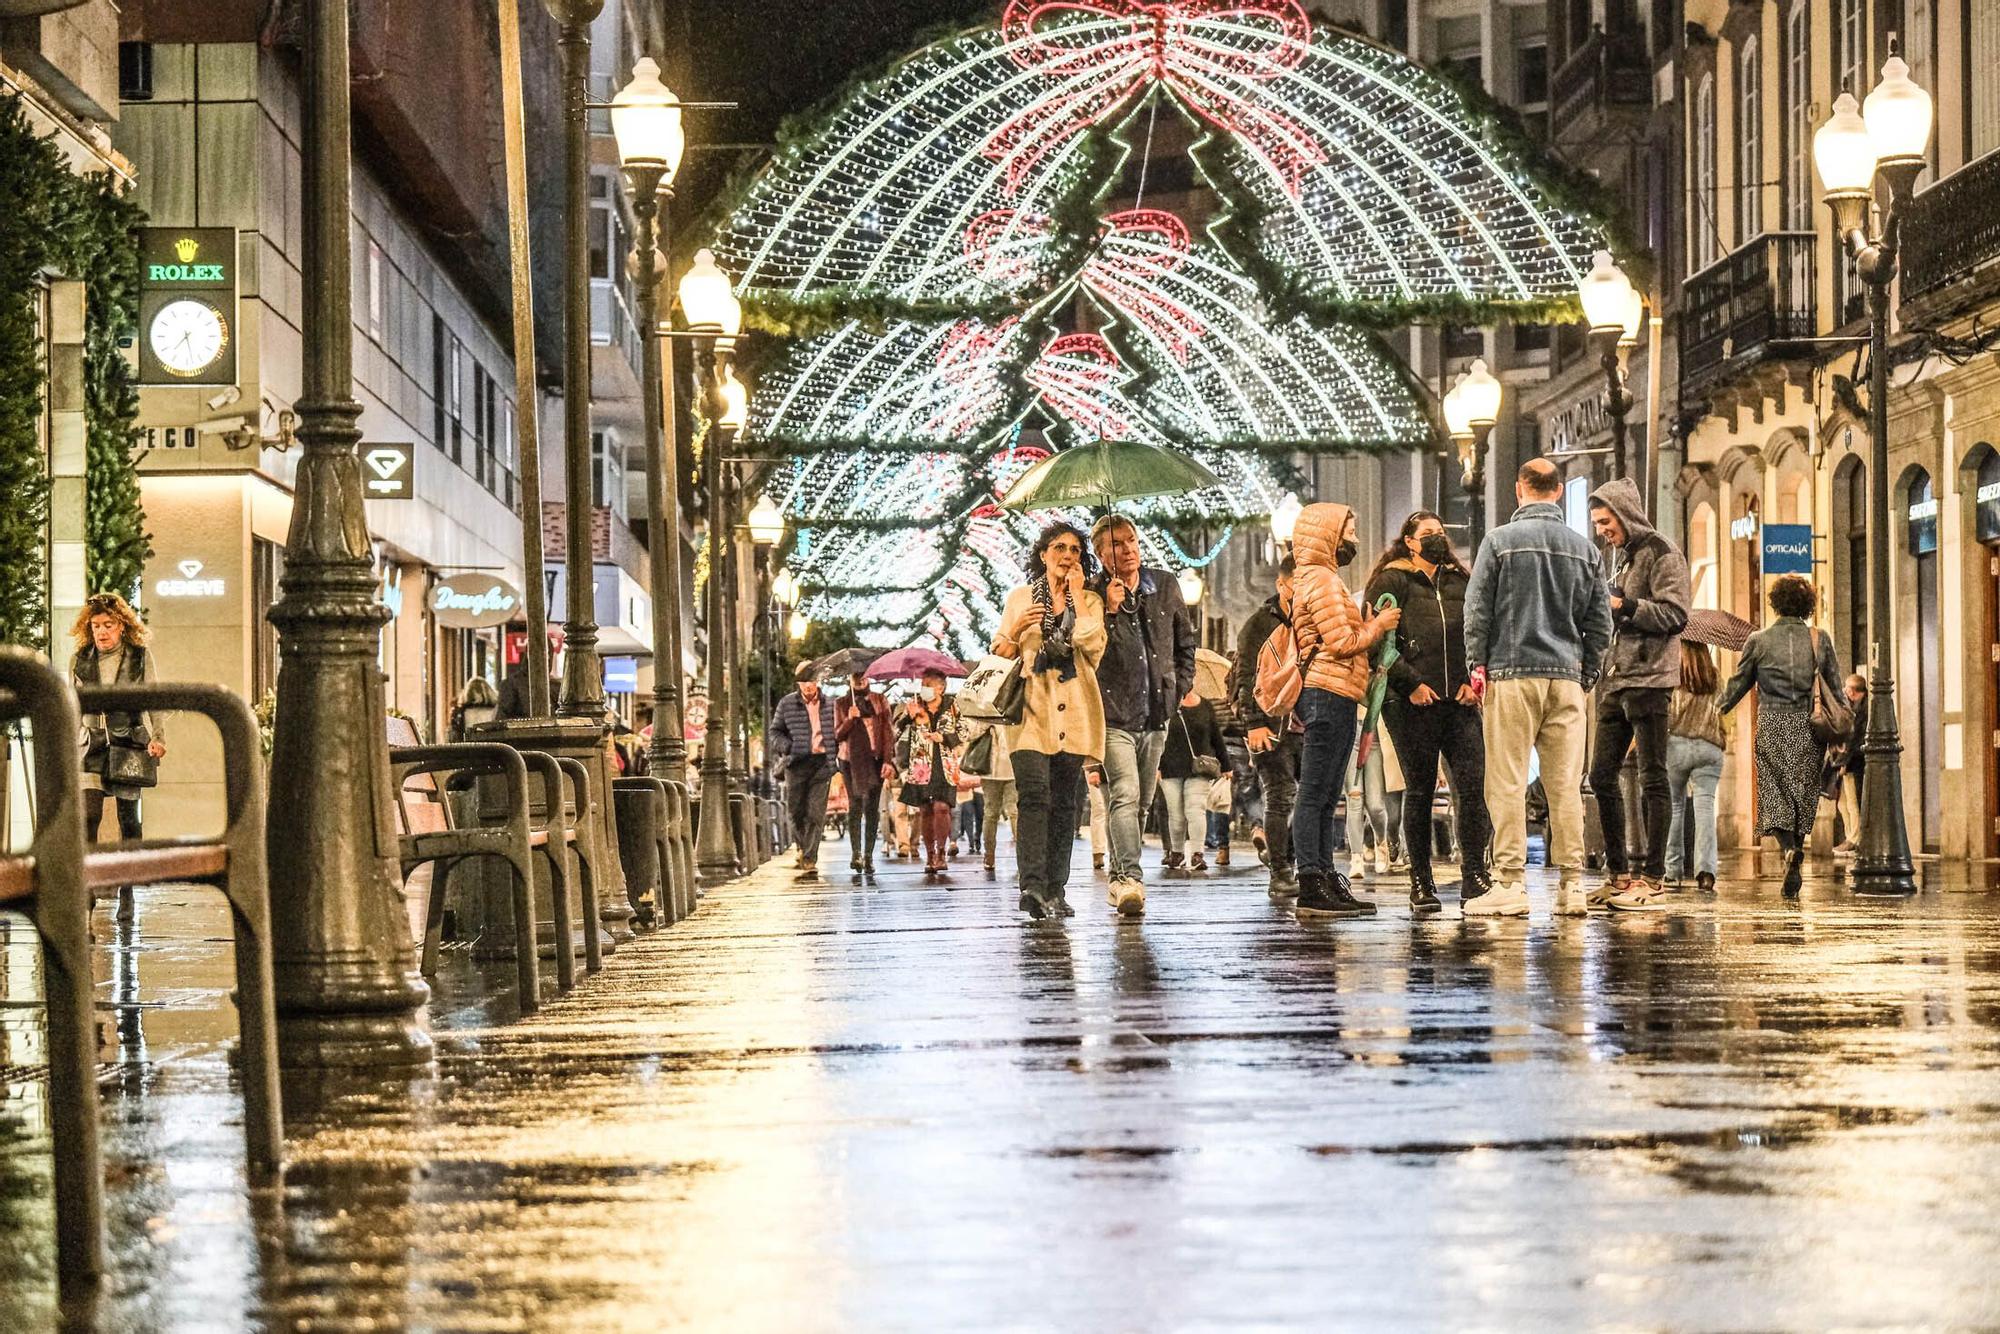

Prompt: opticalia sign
xmin=155 ymin=558 xmax=225 ymax=598
xmin=429 ymin=573 xmax=522 ymax=629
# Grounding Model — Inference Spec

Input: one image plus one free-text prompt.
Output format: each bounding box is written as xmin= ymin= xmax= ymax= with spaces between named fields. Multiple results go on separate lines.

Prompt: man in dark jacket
xmin=1088 ymin=514 xmax=1198 ymax=901
xmin=1233 ymin=556 xmax=1299 ymax=899
xmin=1588 ymin=477 xmax=1691 ymax=909
xmin=767 ymin=661 xmax=840 ymax=876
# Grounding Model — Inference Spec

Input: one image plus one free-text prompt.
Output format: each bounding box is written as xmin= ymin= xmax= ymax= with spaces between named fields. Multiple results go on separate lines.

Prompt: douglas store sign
xmin=429 ymin=574 xmax=522 ymax=629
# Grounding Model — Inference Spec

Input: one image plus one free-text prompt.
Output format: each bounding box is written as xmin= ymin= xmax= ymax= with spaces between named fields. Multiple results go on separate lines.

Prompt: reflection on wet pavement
xmin=5 ymin=850 xmax=2000 ymax=1328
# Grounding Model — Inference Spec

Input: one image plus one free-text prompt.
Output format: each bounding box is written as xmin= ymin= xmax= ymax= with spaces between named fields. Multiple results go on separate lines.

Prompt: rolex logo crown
xmin=173 ymin=237 xmax=200 ymax=263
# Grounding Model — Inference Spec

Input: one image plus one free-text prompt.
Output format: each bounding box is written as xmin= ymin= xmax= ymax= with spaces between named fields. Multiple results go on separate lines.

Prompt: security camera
xmin=204 ymin=385 xmax=242 ymax=411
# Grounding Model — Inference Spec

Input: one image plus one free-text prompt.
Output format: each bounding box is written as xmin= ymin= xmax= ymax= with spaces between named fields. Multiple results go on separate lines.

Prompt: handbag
xmin=105 ymin=725 xmax=158 ymax=789
xmin=1807 ymin=628 xmax=1852 ymax=747
xmin=957 ymin=653 xmax=1026 ymax=723
xmin=1179 ymin=712 xmax=1222 ymax=780
xmin=960 ymin=728 xmax=996 ymax=777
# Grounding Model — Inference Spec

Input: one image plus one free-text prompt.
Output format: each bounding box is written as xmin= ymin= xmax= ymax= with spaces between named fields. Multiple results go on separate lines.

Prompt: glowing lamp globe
xmin=1441 ymin=375 xmax=1473 ymax=440
xmin=771 ymin=568 xmax=799 ymax=605
xmin=677 ymin=249 xmax=742 ymax=337
xmin=717 ymin=365 xmax=749 ymax=431
xmin=1814 ymin=92 xmax=1879 ymax=199
xmin=747 ymin=495 xmax=785 ymax=546
xmin=1459 ymin=358 xmax=1503 ymax=427
xmin=1578 ymin=251 xmax=1640 ymax=340
xmin=1269 ymin=492 xmax=1303 ymax=544
xmin=610 ymin=58 xmax=685 ymax=180
xmin=1863 ymin=55 xmax=1933 ymax=165
xmin=1177 ymin=568 xmax=1204 ymax=607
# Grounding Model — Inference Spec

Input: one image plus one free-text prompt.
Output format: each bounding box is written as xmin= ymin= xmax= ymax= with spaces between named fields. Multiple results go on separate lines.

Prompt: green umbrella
xmin=998 ymin=439 xmax=1223 ymax=512
xmin=1355 ymin=593 xmax=1400 ymax=767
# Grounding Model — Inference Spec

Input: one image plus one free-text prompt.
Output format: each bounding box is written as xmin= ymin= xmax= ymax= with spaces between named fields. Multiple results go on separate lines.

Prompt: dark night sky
xmin=664 ymin=0 xmax=999 ymax=222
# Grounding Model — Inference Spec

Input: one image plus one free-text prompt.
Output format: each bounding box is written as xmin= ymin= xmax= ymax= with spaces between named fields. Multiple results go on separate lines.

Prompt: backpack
xmin=1253 ymin=619 xmax=1308 ymax=717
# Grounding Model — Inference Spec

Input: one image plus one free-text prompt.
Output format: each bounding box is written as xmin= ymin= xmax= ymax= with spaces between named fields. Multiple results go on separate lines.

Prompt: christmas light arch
xmin=708 ymin=0 xmax=1619 ymax=656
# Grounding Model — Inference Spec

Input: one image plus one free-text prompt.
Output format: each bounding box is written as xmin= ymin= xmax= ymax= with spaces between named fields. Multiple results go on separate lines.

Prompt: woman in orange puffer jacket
xmin=1288 ymin=502 xmax=1399 ymax=917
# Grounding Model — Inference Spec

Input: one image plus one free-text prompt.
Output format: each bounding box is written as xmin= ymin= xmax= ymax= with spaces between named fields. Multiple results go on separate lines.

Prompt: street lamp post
xmin=1578 ymin=250 xmax=1644 ymax=481
xmin=1443 ymin=357 xmax=1502 ymax=554
xmin=609 ymin=59 xmax=691 ymax=784
xmin=1813 ymin=54 xmax=1931 ymax=896
xmin=681 ymin=252 xmax=744 ymax=882
xmin=264 ymin=0 xmax=430 ymax=1066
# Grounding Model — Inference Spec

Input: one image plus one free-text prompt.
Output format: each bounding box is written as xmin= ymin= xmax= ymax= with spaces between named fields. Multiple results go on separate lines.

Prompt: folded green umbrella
xmin=1355 ymin=592 xmax=1400 ymax=767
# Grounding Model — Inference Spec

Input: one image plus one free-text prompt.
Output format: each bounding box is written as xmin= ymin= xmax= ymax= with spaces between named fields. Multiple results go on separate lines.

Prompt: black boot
xmin=1298 ymin=870 xmax=1374 ymax=918
xmin=1327 ymin=869 xmax=1378 ymax=915
xmin=1408 ymin=867 xmax=1441 ymax=915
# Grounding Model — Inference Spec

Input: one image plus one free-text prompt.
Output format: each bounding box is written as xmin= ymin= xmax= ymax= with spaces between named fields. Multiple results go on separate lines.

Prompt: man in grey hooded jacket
xmin=1586 ymin=477 xmax=1690 ymax=907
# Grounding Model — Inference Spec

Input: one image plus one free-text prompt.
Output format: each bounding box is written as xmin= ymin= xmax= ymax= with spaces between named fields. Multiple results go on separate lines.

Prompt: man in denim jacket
xmin=1463 ymin=459 xmax=1614 ymax=916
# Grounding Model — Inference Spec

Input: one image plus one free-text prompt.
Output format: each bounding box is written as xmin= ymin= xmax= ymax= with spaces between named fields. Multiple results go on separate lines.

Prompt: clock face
xmin=148 ymin=298 xmax=229 ymax=377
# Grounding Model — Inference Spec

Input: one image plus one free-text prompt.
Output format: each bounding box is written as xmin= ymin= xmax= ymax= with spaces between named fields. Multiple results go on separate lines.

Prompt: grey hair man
xmin=1087 ymin=513 xmax=1197 ymax=916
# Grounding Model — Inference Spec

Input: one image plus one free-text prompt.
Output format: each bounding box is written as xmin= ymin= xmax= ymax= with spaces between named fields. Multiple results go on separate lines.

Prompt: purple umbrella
xmin=865 ymin=646 xmax=969 ymax=681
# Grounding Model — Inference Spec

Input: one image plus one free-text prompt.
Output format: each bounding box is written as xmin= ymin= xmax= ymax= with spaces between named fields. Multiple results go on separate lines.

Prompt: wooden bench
xmin=0 ymin=648 xmax=282 ymax=1292
xmin=386 ymin=717 xmax=605 ymax=1000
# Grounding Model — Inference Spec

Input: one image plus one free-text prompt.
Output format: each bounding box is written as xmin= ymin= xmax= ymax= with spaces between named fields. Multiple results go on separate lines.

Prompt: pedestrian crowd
xmin=762 ymin=457 xmax=1861 ymax=922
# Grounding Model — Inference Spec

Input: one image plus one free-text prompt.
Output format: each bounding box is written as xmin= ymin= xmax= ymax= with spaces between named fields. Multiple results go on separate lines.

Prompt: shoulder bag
xmin=958 ymin=653 xmax=1026 ymax=723
xmin=1807 ymin=628 xmax=1852 ymax=747
xmin=1178 ymin=712 xmax=1222 ymax=780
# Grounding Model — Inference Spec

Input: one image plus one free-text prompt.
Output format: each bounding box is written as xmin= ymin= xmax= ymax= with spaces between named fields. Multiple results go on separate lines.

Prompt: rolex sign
xmin=428 ymin=573 xmax=522 ymax=629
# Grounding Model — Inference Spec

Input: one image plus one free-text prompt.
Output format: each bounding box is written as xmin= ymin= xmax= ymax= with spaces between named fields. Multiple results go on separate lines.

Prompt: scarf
xmin=1029 ymin=576 xmax=1078 ymax=682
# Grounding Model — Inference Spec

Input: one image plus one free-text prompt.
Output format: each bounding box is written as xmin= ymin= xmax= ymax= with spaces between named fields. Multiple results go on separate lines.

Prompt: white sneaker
xmin=1463 ymin=882 xmax=1530 ymax=917
xmin=1107 ymin=877 xmax=1146 ymax=917
xmin=1608 ymin=876 xmax=1668 ymax=912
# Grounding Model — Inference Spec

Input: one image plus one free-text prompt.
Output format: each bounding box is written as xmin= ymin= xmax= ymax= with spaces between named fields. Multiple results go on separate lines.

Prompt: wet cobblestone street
xmin=6 ymin=844 xmax=2000 ymax=1329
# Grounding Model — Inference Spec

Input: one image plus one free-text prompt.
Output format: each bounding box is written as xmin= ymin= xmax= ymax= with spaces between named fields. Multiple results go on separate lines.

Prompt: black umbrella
xmin=807 ymin=646 xmax=884 ymax=681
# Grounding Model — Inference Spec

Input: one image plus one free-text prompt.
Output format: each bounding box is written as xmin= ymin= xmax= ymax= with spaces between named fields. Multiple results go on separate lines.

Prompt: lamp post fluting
xmin=682 ymin=252 xmax=745 ymax=881
xmin=610 ymin=58 xmax=690 ymax=780
xmin=264 ymin=0 xmax=430 ymax=1066
xmin=1814 ymin=57 xmax=1930 ymax=895
xmin=548 ymin=0 xmax=607 ymax=721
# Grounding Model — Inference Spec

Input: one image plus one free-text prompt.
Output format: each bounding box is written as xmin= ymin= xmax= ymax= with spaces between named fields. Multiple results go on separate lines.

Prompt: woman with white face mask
xmin=896 ymin=669 xmax=961 ymax=877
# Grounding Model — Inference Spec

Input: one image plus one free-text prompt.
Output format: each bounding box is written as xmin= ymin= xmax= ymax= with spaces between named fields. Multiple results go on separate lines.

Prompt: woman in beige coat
xmin=992 ymin=521 xmax=1106 ymax=919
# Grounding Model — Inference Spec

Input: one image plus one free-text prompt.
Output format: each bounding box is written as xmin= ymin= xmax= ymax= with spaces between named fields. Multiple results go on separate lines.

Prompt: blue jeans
xmin=1291 ymin=688 xmax=1359 ymax=876
xmin=1664 ymin=735 xmax=1724 ymax=879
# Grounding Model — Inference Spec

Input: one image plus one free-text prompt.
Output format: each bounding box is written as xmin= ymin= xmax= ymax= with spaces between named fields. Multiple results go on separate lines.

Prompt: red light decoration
xmin=1026 ymin=333 xmax=1132 ymax=439
xmin=986 ymin=0 xmax=1326 ymax=197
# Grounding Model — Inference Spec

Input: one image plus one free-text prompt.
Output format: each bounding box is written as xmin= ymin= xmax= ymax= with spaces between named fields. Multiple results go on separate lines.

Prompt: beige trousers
xmin=1483 ymin=676 xmax=1589 ymax=882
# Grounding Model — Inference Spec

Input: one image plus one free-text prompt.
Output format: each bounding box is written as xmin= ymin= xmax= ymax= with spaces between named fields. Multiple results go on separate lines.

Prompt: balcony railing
xmin=1900 ymin=148 xmax=2000 ymax=308
xmin=1680 ymin=232 xmax=1816 ymax=391
xmin=1550 ymin=28 xmax=1651 ymax=130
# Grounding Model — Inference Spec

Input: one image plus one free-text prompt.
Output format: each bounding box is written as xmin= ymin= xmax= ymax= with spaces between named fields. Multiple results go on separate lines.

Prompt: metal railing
xmin=1680 ymin=231 xmax=1817 ymax=389
xmin=1900 ymin=148 xmax=2000 ymax=305
xmin=1551 ymin=27 xmax=1651 ymax=129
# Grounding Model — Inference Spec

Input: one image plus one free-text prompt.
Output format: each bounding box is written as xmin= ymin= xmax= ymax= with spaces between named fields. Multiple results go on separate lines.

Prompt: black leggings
xmin=1383 ymin=697 xmax=1488 ymax=880
xmin=85 ymin=790 xmax=143 ymax=841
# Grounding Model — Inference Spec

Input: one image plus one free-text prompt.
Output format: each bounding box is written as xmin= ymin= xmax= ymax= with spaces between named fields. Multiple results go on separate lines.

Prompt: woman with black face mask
xmin=1363 ymin=511 xmax=1490 ymax=913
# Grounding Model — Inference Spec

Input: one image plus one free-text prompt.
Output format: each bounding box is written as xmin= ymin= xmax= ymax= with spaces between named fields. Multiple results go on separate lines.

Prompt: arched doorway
xmin=1901 ymin=466 xmax=1941 ymax=852
xmin=1967 ymin=443 xmax=2000 ymax=859
xmin=1834 ymin=455 xmax=1867 ymax=674
xmin=1688 ymin=500 xmax=1719 ymax=610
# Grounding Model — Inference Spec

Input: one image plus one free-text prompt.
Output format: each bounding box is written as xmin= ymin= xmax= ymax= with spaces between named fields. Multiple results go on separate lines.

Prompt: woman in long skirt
xmin=1719 ymin=574 xmax=1845 ymax=897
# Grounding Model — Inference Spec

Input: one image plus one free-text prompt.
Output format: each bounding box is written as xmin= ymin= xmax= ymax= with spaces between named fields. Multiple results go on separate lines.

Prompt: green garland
xmin=0 ymin=94 xmax=149 ymax=648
